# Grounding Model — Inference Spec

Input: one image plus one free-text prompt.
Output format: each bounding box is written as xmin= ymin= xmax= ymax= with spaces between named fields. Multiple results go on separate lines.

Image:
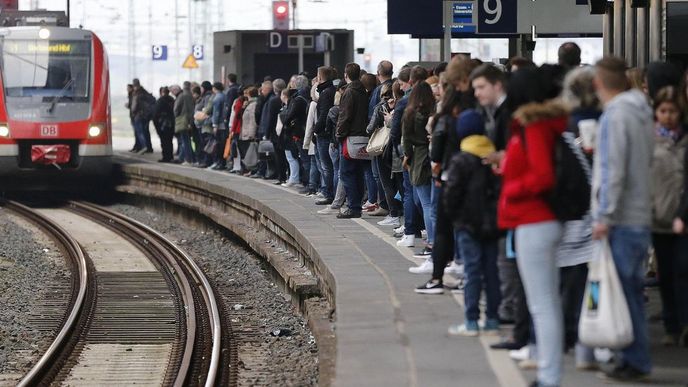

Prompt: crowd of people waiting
xmin=126 ymin=42 xmax=688 ymax=387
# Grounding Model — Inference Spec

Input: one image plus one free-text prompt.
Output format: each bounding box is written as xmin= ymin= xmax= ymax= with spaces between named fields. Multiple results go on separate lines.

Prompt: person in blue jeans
xmin=439 ymin=123 xmax=501 ymax=336
xmin=591 ymin=57 xmax=655 ymax=382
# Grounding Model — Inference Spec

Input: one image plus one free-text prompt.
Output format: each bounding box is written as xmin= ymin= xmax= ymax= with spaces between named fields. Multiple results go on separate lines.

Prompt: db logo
xmin=40 ymin=125 xmax=59 ymax=137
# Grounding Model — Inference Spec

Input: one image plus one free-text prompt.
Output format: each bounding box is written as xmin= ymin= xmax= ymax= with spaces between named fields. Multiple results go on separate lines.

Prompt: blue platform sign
xmin=477 ymin=0 xmax=517 ymax=34
xmin=152 ymin=45 xmax=167 ymax=61
xmin=192 ymin=44 xmax=204 ymax=60
xmin=452 ymin=2 xmax=477 ymax=33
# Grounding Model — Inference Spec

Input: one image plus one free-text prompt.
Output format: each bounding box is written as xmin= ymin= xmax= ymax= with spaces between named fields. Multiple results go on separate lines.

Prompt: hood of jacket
xmin=606 ymin=89 xmax=653 ymax=122
xmin=513 ymin=100 xmax=568 ymax=127
xmin=460 ymin=135 xmax=496 ymax=159
xmin=346 ymin=80 xmax=366 ymax=95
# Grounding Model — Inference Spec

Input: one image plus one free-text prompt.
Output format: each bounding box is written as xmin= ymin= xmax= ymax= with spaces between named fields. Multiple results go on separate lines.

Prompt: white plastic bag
xmin=578 ymin=238 xmax=634 ymax=349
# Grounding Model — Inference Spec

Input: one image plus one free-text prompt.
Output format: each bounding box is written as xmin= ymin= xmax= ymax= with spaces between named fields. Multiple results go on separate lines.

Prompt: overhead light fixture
xmin=38 ymin=27 xmax=50 ymax=39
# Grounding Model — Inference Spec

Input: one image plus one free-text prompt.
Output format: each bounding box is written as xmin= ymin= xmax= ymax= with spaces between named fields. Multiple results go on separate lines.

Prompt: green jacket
xmin=402 ymin=111 xmax=432 ymax=186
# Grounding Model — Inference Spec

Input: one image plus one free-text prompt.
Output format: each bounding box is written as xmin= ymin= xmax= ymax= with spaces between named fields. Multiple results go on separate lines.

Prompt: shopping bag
xmin=343 ymin=136 xmax=373 ymax=160
xmin=578 ymin=238 xmax=634 ymax=349
xmin=203 ymin=137 xmax=218 ymax=154
xmin=243 ymin=141 xmax=259 ymax=169
xmin=223 ymin=132 xmax=234 ymax=160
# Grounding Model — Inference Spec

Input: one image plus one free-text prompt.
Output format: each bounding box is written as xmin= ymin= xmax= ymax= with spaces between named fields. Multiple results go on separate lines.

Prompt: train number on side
xmin=40 ymin=125 xmax=59 ymax=137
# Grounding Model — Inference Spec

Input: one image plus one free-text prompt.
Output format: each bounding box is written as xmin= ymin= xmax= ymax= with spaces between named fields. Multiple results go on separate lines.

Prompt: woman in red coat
xmin=498 ymin=66 xmax=567 ymax=387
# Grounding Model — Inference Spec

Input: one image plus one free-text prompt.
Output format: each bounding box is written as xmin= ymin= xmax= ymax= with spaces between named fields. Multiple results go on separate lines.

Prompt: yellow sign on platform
xmin=182 ymin=54 xmax=199 ymax=69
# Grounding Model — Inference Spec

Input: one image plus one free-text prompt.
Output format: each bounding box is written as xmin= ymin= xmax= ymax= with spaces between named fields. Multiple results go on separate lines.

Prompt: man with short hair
xmin=314 ymin=66 xmax=337 ymax=205
xmin=250 ymin=80 xmax=276 ymax=178
xmin=558 ymin=42 xmax=582 ymax=71
xmin=592 ymin=56 xmax=654 ymax=382
xmin=224 ymin=73 xmax=240 ymax=129
xmin=267 ymin=79 xmax=289 ymax=183
xmin=369 ymin=60 xmax=394 ymax=120
xmin=335 ymin=63 xmax=370 ymax=218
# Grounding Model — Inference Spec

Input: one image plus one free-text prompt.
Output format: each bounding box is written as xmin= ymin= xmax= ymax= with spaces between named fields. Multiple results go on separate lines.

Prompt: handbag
xmin=366 ymin=125 xmax=391 ymax=157
xmin=258 ymin=139 xmax=275 ymax=154
xmin=203 ymin=137 xmax=217 ymax=154
xmin=194 ymin=110 xmax=208 ymax=121
xmin=243 ymin=141 xmax=259 ymax=169
xmin=578 ymin=238 xmax=634 ymax=349
xmin=223 ymin=132 xmax=234 ymax=160
xmin=391 ymin=144 xmax=403 ymax=173
xmin=343 ymin=136 xmax=373 ymax=160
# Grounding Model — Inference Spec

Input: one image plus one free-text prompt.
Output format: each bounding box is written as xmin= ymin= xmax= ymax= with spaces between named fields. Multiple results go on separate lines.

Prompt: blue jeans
xmin=371 ymin=158 xmax=387 ymax=210
xmin=456 ymin=230 xmax=500 ymax=322
xmin=516 ymin=221 xmax=564 ymax=386
xmin=414 ymin=184 xmax=435 ymax=246
xmin=133 ymin=118 xmax=152 ymax=151
xmin=178 ymin=131 xmax=193 ymax=163
xmin=308 ymin=154 xmax=320 ymax=192
xmin=339 ymin=144 xmax=369 ymax=213
xmin=402 ymin=170 xmax=417 ymax=236
xmin=285 ymin=144 xmax=301 ymax=184
xmin=364 ymin=163 xmax=378 ymax=204
xmin=609 ymin=226 xmax=652 ymax=373
xmin=317 ymin=138 xmax=334 ymax=200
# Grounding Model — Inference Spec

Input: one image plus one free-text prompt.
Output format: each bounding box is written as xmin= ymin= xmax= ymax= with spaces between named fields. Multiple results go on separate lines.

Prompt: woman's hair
xmin=433 ymin=87 xmax=463 ymax=127
xmin=562 ymin=66 xmax=599 ymax=111
xmin=334 ymin=90 xmax=342 ymax=106
xmin=380 ymin=82 xmax=393 ymax=99
xmin=626 ymin=67 xmax=646 ymax=91
xmin=507 ymin=66 xmax=563 ymax=112
xmin=403 ymin=81 xmax=435 ymax=123
xmin=392 ymin=80 xmax=404 ymax=101
xmin=653 ymin=86 xmax=683 ymax=114
xmin=245 ymin=86 xmax=258 ymax=98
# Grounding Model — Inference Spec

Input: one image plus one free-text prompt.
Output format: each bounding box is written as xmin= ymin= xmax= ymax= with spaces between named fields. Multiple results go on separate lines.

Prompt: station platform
xmin=112 ymin=150 xmax=688 ymax=387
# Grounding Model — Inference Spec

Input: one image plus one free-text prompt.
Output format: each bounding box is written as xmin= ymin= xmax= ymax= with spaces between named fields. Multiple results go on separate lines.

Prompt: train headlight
xmin=38 ymin=27 xmax=50 ymax=40
xmin=0 ymin=125 xmax=9 ymax=137
xmin=88 ymin=125 xmax=102 ymax=138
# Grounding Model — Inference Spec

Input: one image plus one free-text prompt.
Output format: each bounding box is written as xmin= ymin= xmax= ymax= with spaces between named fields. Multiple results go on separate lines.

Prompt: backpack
xmin=547 ymin=131 xmax=592 ymax=221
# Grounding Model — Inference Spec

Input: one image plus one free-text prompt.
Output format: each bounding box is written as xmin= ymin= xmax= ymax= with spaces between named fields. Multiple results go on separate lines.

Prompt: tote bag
xmin=578 ymin=238 xmax=634 ymax=349
xmin=243 ymin=141 xmax=259 ymax=169
xmin=343 ymin=136 xmax=373 ymax=160
xmin=366 ymin=125 xmax=391 ymax=157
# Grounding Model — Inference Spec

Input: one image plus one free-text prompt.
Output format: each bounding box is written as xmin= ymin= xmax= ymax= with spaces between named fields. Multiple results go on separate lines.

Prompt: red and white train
xmin=0 ymin=22 xmax=112 ymax=189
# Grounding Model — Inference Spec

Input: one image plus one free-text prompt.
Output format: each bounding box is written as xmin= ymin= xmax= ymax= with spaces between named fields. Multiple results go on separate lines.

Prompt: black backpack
xmin=546 ymin=132 xmax=592 ymax=221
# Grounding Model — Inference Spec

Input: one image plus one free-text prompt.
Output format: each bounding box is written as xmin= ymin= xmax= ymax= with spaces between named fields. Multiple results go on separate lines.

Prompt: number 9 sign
xmin=152 ymin=45 xmax=168 ymax=61
xmin=478 ymin=0 xmax=516 ymax=34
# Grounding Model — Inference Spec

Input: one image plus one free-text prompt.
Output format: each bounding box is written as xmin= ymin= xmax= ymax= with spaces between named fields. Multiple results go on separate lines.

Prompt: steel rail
xmin=69 ymin=201 xmax=222 ymax=387
xmin=5 ymin=201 xmax=90 ymax=387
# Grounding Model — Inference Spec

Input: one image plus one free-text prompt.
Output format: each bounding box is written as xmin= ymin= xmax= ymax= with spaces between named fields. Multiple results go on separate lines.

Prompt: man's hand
xmin=673 ymin=218 xmax=685 ymax=234
xmin=482 ymin=151 xmax=504 ymax=166
xmin=592 ymin=222 xmax=609 ymax=240
xmin=402 ymin=156 xmax=410 ymax=171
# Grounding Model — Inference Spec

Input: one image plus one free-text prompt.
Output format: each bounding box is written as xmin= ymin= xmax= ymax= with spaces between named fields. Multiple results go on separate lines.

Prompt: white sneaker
xmin=206 ymin=162 xmax=218 ymax=169
xmin=136 ymin=147 xmax=150 ymax=155
xmin=396 ymin=234 xmax=415 ymax=247
xmin=181 ymin=161 xmax=192 ymax=166
xmin=444 ymin=262 xmax=464 ymax=276
xmin=393 ymin=225 xmax=405 ymax=234
xmin=282 ymin=181 xmax=298 ymax=188
xmin=377 ymin=216 xmax=401 ymax=227
xmin=421 ymin=230 xmax=428 ymax=240
xmin=317 ymin=205 xmax=341 ymax=215
xmin=408 ymin=259 xmax=433 ymax=274
xmin=509 ymin=346 xmax=531 ymax=361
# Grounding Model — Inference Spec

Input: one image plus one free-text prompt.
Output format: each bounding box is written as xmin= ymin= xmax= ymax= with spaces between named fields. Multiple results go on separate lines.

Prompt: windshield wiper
xmin=47 ymin=78 xmax=74 ymax=114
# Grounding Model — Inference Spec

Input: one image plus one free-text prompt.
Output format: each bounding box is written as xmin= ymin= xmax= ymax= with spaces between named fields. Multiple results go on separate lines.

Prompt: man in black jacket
xmin=283 ymin=75 xmax=311 ymax=188
xmin=314 ymin=66 xmax=337 ymax=205
xmin=335 ymin=63 xmax=370 ymax=218
xmin=224 ymin=73 xmax=240 ymax=128
xmin=266 ymin=79 xmax=288 ymax=184
xmin=153 ymin=87 xmax=175 ymax=162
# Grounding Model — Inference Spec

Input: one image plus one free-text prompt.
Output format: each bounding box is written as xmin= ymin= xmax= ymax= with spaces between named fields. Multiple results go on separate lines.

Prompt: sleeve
xmin=430 ymin=116 xmax=447 ymax=163
xmin=336 ymin=91 xmax=353 ymax=140
xmin=501 ymin=125 xmax=557 ymax=200
xmin=594 ymin=111 xmax=629 ymax=224
xmin=390 ymin=98 xmax=406 ymax=145
xmin=442 ymin=154 xmax=471 ymax=220
xmin=402 ymin=115 xmax=413 ymax=158
xmin=303 ymin=102 xmax=317 ymax=149
xmin=368 ymin=85 xmax=381 ymax=121
xmin=315 ymin=88 xmax=334 ymax=135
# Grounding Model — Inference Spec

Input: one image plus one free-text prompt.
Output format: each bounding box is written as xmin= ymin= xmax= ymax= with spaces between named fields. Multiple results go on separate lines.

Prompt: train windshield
xmin=0 ymin=38 xmax=91 ymax=121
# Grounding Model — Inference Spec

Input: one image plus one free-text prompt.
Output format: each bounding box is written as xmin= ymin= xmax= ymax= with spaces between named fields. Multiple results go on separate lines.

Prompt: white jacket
xmin=303 ymin=100 xmax=317 ymax=155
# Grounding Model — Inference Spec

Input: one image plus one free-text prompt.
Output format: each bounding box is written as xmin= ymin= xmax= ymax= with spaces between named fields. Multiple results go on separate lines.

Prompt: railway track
xmin=4 ymin=200 xmax=229 ymax=387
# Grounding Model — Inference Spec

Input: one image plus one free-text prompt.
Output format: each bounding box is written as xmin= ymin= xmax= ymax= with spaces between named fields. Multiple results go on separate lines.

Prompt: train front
xmin=0 ymin=26 xmax=112 ymax=191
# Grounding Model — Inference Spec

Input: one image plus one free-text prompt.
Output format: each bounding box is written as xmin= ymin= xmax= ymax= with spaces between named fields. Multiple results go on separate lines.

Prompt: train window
xmin=0 ymin=39 xmax=91 ymax=120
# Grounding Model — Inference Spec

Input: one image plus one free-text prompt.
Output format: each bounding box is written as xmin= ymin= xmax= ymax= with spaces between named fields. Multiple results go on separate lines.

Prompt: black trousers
xmin=159 ymin=124 xmax=175 ymax=161
xmin=214 ymin=130 xmax=228 ymax=168
xmin=653 ymin=233 xmax=686 ymax=335
xmin=560 ymin=263 xmax=589 ymax=350
xmin=431 ymin=184 xmax=456 ymax=281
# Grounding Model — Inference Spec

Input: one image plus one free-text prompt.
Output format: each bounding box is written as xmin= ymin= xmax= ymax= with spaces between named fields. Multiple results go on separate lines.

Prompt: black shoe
xmin=171 ymin=159 xmax=183 ymax=164
xmin=157 ymin=159 xmax=172 ymax=163
xmin=211 ymin=165 xmax=225 ymax=170
xmin=490 ymin=340 xmax=526 ymax=350
xmin=274 ymin=180 xmax=285 ymax=185
xmin=413 ymin=247 xmax=433 ymax=259
xmin=145 ymin=149 xmax=154 ymax=154
xmin=196 ymin=164 xmax=208 ymax=168
xmin=414 ymin=279 xmax=444 ymax=294
xmin=129 ymin=148 xmax=140 ymax=153
xmin=336 ymin=209 xmax=361 ymax=219
xmin=315 ymin=198 xmax=333 ymax=206
xmin=264 ymin=174 xmax=277 ymax=180
xmin=297 ymin=188 xmax=310 ymax=195
xmin=598 ymin=364 xmax=650 ymax=383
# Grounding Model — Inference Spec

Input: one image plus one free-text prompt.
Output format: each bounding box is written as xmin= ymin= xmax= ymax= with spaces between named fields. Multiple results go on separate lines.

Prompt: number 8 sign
xmin=192 ymin=45 xmax=204 ymax=60
xmin=478 ymin=0 xmax=516 ymax=34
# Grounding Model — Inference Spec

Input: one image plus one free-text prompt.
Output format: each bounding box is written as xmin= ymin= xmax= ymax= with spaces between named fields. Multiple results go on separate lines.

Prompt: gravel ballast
xmin=0 ymin=208 xmax=70 ymax=383
xmin=110 ymin=203 xmax=319 ymax=387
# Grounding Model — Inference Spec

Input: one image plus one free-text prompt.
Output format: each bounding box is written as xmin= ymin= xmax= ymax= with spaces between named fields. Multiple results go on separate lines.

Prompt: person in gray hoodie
xmin=591 ymin=56 xmax=654 ymax=382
